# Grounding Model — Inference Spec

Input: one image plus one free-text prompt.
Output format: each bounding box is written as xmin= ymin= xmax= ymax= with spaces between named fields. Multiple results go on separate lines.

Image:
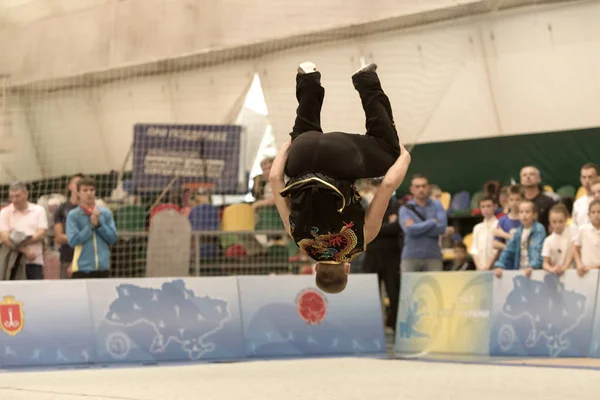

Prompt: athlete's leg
xmin=320 ymin=64 xmax=400 ymax=179
xmin=290 ymin=62 xmax=325 ymax=141
xmin=352 ymin=64 xmax=400 ymax=157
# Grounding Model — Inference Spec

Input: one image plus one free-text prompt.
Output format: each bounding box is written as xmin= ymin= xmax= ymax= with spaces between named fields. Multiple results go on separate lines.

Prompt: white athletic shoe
xmin=298 ymin=61 xmax=317 ymax=74
xmin=353 ymin=63 xmax=377 ymax=77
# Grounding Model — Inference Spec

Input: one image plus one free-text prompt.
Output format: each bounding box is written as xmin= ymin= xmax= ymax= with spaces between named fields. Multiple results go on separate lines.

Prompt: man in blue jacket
xmin=399 ymin=174 xmax=448 ymax=272
xmin=66 ymin=176 xmax=118 ymax=279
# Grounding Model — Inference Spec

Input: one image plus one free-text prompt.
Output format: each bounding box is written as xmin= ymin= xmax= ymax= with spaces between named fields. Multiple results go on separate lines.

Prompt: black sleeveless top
xmin=280 ymin=172 xmax=366 ymax=264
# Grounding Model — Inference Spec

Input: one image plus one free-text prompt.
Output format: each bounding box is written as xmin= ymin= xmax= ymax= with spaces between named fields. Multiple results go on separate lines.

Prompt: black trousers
xmin=363 ymin=248 xmax=401 ymax=330
xmin=9 ymin=263 xmax=43 ymax=280
xmin=284 ymin=70 xmax=401 ymax=180
xmin=72 ymin=270 xmax=110 ymax=279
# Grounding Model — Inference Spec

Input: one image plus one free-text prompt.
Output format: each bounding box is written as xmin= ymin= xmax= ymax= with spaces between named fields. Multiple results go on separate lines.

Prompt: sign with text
xmin=395 ymin=272 xmax=493 ymax=357
xmin=132 ymin=124 xmax=241 ymax=193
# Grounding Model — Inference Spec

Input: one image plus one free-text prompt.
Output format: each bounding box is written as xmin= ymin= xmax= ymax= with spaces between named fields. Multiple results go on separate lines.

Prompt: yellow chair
xmin=462 ymin=233 xmax=473 ymax=251
xmin=221 ymin=203 xmax=255 ymax=231
xmin=543 ymin=185 xmax=554 ymax=193
xmin=440 ymin=192 xmax=451 ymax=211
xmin=576 ymin=186 xmax=587 ymax=200
xmin=220 ymin=203 xmax=256 ymax=250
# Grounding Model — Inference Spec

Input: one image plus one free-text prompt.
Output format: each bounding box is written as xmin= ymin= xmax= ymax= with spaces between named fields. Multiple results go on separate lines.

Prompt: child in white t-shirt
xmin=470 ymin=196 xmax=498 ymax=270
xmin=574 ymin=200 xmax=600 ymax=277
xmin=542 ymin=204 xmax=576 ymax=275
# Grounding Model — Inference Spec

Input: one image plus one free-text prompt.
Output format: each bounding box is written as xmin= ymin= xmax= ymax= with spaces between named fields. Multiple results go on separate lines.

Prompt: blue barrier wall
xmin=238 ymin=275 xmax=385 ymax=358
xmin=87 ymin=277 xmax=245 ymax=364
xmin=394 ymin=272 xmax=493 ymax=357
xmin=0 ymin=281 xmax=95 ymax=368
xmin=0 ymin=274 xmax=385 ymax=369
xmin=395 ymin=269 xmax=600 ymax=358
xmin=490 ymin=270 xmax=598 ymax=358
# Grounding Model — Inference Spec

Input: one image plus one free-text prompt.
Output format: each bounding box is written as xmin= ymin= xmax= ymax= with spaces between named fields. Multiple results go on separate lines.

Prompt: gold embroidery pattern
xmin=298 ymin=222 xmax=361 ymax=263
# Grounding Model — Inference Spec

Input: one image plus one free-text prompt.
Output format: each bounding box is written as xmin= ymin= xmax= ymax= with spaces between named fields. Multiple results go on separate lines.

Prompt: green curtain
xmin=395 ymin=128 xmax=600 ymax=196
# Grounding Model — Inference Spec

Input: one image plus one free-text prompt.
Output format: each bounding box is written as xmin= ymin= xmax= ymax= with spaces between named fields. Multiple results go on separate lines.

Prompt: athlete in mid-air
xmin=269 ymin=61 xmax=412 ymax=294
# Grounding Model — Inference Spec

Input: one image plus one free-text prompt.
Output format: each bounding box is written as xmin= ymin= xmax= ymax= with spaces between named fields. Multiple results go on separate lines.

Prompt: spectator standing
xmin=448 ymin=242 xmax=475 ymax=271
xmin=429 ymin=184 xmax=442 ymax=202
xmin=498 ymin=186 xmax=510 ymax=215
xmin=0 ymin=182 xmax=48 ymax=280
xmin=494 ymin=200 xmax=546 ymax=279
xmin=494 ymin=185 xmax=523 ymax=251
xmin=573 ymin=200 xmax=600 ymax=277
xmin=542 ymin=204 xmax=576 ymax=275
xmin=399 ymin=174 xmax=447 ymax=272
xmin=252 ymin=156 xmax=275 ymax=208
xmin=66 ymin=177 xmax=118 ymax=279
xmin=53 ymin=173 xmax=83 ymax=278
xmin=572 ymin=163 xmax=599 ymax=229
xmin=363 ymin=178 xmax=402 ymax=333
xmin=469 ymin=196 xmax=498 ymax=270
xmin=520 ymin=166 xmax=557 ymax=231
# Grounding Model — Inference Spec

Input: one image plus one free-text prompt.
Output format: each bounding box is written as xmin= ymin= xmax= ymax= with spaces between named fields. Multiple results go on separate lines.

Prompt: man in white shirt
xmin=0 ymin=182 xmax=48 ymax=280
xmin=572 ymin=163 xmax=599 ymax=229
xmin=470 ymin=196 xmax=498 ymax=270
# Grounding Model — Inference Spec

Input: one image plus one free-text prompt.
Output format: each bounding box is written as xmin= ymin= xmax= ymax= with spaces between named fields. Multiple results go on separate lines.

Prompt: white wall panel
xmin=258 ymin=41 xmax=363 ymax=147
xmin=484 ymin=1 xmax=600 ymax=135
xmin=0 ymin=64 xmax=253 ymax=182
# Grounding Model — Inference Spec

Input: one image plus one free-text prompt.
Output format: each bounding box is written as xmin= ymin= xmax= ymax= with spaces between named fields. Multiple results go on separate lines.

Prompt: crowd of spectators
xmin=2 ymin=157 xmax=600 ymax=337
xmin=353 ymin=162 xmax=600 ymax=334
xmin=0 ymin=175 xmax=117 ymax=280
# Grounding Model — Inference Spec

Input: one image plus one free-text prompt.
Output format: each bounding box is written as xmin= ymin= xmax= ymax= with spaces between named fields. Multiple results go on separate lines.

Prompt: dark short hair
xmin=508 ymin=184 xmax=524 ymax=198
xmin=549 ymin=203 xmax=569 ymax=218
xmin=77 ymin=176 xmax=96 ymax=191
xmin=581 ymin=163 xmax=600 ymax=175
xmin=315 ymin=264 xmax=348 ymax=294
xmin=479 ymin=195 xmax=497 ymax=205
xmin=410 ymin=174 xmax=428 ymax=185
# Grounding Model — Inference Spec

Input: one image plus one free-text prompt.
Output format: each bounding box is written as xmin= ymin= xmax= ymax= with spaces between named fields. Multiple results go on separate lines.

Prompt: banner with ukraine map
xmin=589 ymin=275 xmax=600 ymax=358
xmin=490 ymin=270 xmax=599 ymax=358
xmin=86 ymin=277 xmax=245 ymax=363
xmin=394 ymin=271 xmax=493 ymax=357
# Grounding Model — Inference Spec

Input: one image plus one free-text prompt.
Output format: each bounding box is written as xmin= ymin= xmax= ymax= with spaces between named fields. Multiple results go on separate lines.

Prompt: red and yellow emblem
xmin=0 ymin=296 xmax=24 ymax=336
xmin=296 ymin=289 xmax=327 ymax=325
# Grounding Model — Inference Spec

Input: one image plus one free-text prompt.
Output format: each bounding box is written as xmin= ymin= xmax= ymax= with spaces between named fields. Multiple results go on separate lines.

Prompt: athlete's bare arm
xmin=365 ymin=143 xmax=411 ymax=244
xmin=269 ymin=138 xmax=293 ymax=237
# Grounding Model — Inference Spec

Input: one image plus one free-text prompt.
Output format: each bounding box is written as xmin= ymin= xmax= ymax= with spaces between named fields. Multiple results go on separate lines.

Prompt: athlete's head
xmin=315 ymin=262 xmax=350 ymax=294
